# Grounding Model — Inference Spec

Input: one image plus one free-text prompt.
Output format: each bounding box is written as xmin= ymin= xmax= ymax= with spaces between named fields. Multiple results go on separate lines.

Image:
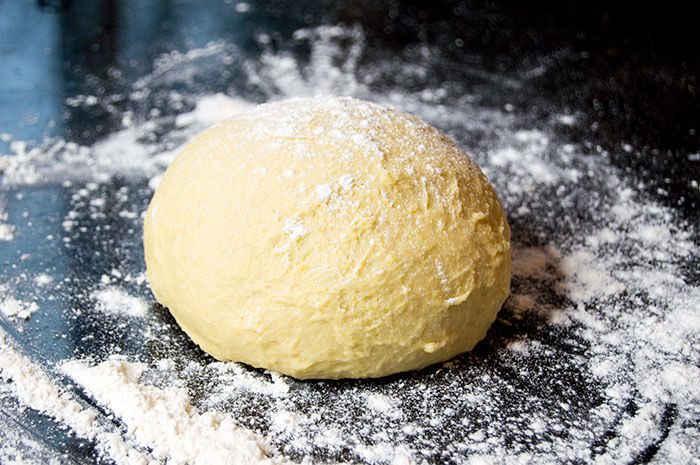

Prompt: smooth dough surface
xmin=144 ymin=97 xmax=511 ymax=379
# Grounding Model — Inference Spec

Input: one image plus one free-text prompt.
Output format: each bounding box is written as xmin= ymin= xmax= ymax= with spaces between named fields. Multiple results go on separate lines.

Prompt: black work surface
xmin=0 ymin=1 xmax=698 ymax=464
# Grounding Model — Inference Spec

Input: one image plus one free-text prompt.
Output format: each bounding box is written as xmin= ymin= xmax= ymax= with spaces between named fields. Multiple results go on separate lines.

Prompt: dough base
xmin=144 ymin=97 xmax=511 ymax=379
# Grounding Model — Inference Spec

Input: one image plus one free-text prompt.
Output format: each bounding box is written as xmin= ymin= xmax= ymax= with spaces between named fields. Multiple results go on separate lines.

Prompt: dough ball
xmin=144 ymin=97 xmax=510 ymax=379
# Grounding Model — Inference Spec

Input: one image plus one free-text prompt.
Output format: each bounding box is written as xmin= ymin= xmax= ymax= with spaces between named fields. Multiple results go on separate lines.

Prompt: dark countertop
xmin=0 ymin=1 xmax=698 ymax=464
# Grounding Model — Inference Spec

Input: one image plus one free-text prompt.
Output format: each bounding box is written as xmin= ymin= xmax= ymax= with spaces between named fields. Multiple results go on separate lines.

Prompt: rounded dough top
xmin=144 ymin=97 xmax=511 ymax=379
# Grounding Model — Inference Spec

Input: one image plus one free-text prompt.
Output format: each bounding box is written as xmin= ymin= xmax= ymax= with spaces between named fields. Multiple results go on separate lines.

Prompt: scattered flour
xmin=207 ymin=362 xmax=290 ymax=399
xmin=92 ymin=286 xmax=149 ymax=318
xmin=33 ymin=274 xmax=54 ymax=286
xmin=61 ymin=357 xmax=288 ymax=465
xmin=365 ymin=393 xmax=403 ymax=420
xmin=0 ymin=328 xmax=151 ymax=465
xmin=0 ymin=223 xmax=14 ymax=241
xmin=555 ymin=248 xmax=625 ymax=301
xmin=557 ymin=114 xmax=577 ymax=126
xmin=0 ymin=200 xmax=14 ymax=241
xmin=356 ymin=444 xmax=416 ymax=465
xmin=235 ymin=2 xmax=251 ymax=14
xmin=270 ymin=410 xmax=305 ymax=434
xmin=175 ymin=93 xmax=254 ymax=128
xmin=0 ymin=25 xmax=698 ymax=465
xmin=0 ymin=411 xmax=65 ymax=465
xmin=1 ymin=296 xmax=38 ymax=320
xmin=1 ymin=328 xmax=289 ymax=465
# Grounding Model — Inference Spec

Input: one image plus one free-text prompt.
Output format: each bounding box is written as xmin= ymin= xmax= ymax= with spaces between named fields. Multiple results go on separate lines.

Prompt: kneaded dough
xmin=144 ymin=97 xmax=510 ymax=379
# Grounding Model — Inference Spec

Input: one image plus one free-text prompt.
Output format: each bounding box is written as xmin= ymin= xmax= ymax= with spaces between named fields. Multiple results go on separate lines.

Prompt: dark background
xmin=0 ymin=1 xmax=698 ymax=463
xmin=1 ymin=0 xmax=698 ymax=223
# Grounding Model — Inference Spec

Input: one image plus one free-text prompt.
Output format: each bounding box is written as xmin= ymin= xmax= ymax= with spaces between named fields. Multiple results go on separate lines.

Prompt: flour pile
xmin=0 ymin=26 xmax=698 ymax=464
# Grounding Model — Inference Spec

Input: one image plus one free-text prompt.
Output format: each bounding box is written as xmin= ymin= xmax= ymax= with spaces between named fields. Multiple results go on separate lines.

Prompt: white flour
xmin=0 ymin=296 xmax=38 ymax=320
xmin=0 ymin=329 xmax=151 ymax=465
xmin=61 ymin=357 xmax=287 ymax=465
xmin=0 ymin=25 xmax=698 ymax=465
xmin=92 ymin=286 xmax=149 ymax=318
xmin=0 ymin=198 xmax=14 ymax=241
xmin=0 ymin=328 xmax=288 ymax=465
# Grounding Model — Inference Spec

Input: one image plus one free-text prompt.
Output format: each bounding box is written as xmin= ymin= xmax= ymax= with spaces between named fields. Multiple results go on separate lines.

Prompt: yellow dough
xmin=143 ymin=97 xmax=511 ymax=379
